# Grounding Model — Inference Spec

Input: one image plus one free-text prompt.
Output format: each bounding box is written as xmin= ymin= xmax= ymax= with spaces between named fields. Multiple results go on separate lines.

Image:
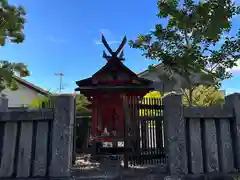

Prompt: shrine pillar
xmin=92 ymin=96 xmax=98 ymax=139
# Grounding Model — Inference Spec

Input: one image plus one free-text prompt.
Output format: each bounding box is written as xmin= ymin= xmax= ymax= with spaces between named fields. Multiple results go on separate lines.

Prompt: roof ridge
xmin=137 ymin=63 xmax=163 ymax=76
xmin=13 ymin=76 xmax=51 ymax=96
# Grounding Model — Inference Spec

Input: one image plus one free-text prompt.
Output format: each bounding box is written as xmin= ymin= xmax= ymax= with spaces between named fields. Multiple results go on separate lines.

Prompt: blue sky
xmin=1 ymin=0 xmax=240 ymax=94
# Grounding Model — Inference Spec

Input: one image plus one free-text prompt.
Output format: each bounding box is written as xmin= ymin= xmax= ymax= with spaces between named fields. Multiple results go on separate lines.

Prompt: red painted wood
xmin=91 ymin=97 xmax=98 ymax=138
xmin=75 ymin=37 xmax=154 ymax=143
xmin=90 ymin=93 xmax=125 ymax=142
xmin=90 ymin=80 xmax=139 ymax=85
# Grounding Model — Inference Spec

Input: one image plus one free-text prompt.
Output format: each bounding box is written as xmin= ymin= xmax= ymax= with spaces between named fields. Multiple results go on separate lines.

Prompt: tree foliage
xmin=0 ymin=1 xmax=29 ymax=93
xmin=144 ymin=87 xmax=224 ymax=107
xmin=75 ymin=94 xmax=91 ymax=113
xmin=0 ymin=61 xmax=29 ymax=92
xmin=182 ymin=85 xmax=224 ymax=107
xmin=29 ymin=94 xmax=91 ymax=113
xmin=29 ymin=96 xmax=50 ymax=109
xmin=0 ymin=0 xmax=26 ymax=46
xmin=129 ymin=0 xmax=240 ymax=106
xmin=144 ymin=91 xmax=162 ymax=98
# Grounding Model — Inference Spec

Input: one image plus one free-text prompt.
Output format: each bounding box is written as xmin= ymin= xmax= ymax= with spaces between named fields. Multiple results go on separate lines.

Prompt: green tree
xmin=29 ymin=94 xmax=91 ymax=113
xmin=0 ymin=1 xmax=29 ymax=93
xmin=0 ymin=61 xmax=29 ymax=92
xmin=29 ymin=96 xmax=50 ymax=108
xmin=129 ymin=0 xmax=240 ymax=106
xmin=144 ymin=87 xmax=224 ymax=108
xmin=75 ymin=94 xmax=91 ymax=113
xmin=182 ymin=85 xmax=224 ymax=107
xmin=0 ymin=0 xmax=26 ymax=45
xmin=144 ymin=91 xmax=162 ymax=98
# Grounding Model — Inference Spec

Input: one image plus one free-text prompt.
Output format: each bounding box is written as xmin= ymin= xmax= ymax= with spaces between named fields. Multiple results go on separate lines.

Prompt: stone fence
xmin=1 ymin=92 xmax=240 ymax=179
xmin=163 ymin=93 xmax=240 ymax=177
xmin=0 ymin=95 xmax=75 ymax=179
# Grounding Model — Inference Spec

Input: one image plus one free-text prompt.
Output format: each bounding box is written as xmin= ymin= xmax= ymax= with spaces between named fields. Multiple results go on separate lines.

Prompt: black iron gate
xmin=123 ymin=96 xmax=167 ymax=167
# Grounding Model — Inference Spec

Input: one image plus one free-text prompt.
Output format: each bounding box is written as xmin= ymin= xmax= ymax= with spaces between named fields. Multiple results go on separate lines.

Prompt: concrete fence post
xmin=0 ymin=96 xmax=8 ymax=112
xmin=49 ymin=95 xmax=75 ymax=177
xmin=225 ymin=93 xmax=240 ymax=171
xmin=163 ymin=94 xmax=187 ymax=175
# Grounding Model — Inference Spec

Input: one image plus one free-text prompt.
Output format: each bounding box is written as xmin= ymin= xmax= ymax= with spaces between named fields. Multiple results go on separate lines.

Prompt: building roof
xmin=137 ymin=63 xmax=216 ymax=84
xmin=13 ymin=76 xmax=51 ymax=96
xmin=75 ymin=58 xmax=153 ymax=91
xmin=137 ymin=64 xmax=163 ymax=77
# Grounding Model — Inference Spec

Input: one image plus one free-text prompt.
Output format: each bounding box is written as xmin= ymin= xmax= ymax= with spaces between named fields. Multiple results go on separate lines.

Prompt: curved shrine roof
xmin=75 ymin=34 xmax=153 ymax=92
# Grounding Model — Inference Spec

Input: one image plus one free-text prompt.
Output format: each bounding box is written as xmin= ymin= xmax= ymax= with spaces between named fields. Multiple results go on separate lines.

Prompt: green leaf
xmin=75 ymin=94 xmax=91 ymax=113
xmin=0 ymin=61 xmax=30 ymax=92
xmin=129 ymin=0 xmax=240 ymax=101
xmin=0 ymin=0 xmax=26 ymax=46
xmin=182 ymin=85 xmax=224 ymax=107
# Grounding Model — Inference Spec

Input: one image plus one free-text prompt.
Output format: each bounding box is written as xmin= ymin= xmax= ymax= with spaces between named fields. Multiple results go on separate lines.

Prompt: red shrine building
xmin=75 ymin=35 xmax=153 ymax=149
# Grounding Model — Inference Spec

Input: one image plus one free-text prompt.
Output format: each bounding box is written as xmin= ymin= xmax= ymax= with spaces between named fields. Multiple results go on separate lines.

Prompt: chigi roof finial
xmin=102 ymin=34 xmax=127 ymax=61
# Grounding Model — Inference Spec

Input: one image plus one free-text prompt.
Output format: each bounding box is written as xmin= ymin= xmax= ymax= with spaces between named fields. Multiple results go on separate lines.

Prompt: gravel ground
xmin=70 ymin=154 xmax=240 ymax=180
xmin=71 ymin=154 xmax=168 ymax=180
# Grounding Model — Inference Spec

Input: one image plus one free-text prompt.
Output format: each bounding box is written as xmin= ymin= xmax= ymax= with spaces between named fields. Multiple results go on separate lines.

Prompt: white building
xmin=138 ymin=63 xmax=216 ymax=94
xmin=2 ymin=76 xmax=50 ymax=107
